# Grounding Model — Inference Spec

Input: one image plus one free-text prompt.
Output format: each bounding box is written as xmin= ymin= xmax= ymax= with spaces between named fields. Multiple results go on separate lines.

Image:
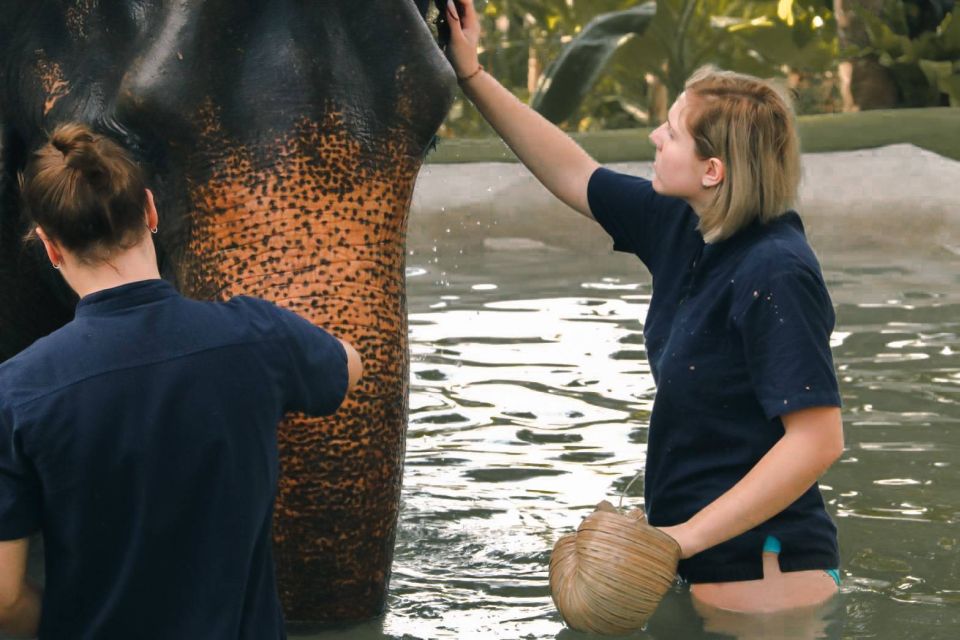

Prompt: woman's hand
xmin=445 ymin=0 xmax=481 ymax=79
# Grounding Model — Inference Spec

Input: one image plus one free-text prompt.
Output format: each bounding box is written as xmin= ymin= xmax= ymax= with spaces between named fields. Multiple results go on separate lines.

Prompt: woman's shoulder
xmin=588 ymin=166 xmax=687 ymax=214
xmin=0 ymin=321 xmax=85 ymax=409
xmin=212 ymin=295 xmax=289 ymax=335
xmin=218 ymin=295 xmax=314 ymax=342
xmin=735 ymin=212 xmax=823 ymax=280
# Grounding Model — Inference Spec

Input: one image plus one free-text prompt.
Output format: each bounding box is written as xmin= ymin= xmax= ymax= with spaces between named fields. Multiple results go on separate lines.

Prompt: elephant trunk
xmin=175 ymin=106 xmax=417 ymax=622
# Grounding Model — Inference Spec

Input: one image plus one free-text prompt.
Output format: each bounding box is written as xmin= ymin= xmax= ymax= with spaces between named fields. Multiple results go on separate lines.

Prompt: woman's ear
xmin=35 ymin=226 xmax=64 ymax=268
xmin=144 ymin=188 xmax=159 ymax=233
xmin=702 ymin=157 xmax=725 ymax=189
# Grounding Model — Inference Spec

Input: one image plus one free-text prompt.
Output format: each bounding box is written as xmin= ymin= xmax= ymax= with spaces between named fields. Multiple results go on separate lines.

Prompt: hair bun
xmin=50 ymin=122 xmax=95 ymax=158
xmin=51 ymin=123 xmax=109 ymax=185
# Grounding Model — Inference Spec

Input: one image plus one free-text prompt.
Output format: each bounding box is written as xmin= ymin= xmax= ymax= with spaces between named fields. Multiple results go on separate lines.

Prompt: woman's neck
xmin=62 ymin=240 xmax=162 ymax=299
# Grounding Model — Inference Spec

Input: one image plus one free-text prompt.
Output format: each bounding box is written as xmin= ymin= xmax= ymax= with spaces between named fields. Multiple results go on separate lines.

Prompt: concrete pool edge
xmin=412 ymin=144 xmax=960 ymax=257
xmin=425 ymin=108 xmax=960 ymax=164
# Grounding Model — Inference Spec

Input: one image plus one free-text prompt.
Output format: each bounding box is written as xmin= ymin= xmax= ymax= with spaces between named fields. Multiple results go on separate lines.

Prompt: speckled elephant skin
xmin=0 ymin=0 xmax=455 ymax=624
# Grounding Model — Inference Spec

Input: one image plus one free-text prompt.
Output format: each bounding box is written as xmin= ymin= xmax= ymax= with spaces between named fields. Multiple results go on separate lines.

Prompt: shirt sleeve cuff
xmin=760 ymin=390 xmax=842 ymax=421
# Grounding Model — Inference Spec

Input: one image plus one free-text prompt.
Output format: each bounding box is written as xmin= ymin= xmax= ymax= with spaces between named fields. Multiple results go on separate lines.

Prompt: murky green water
xmin=304 ymin=188 xmax=960 ymax=639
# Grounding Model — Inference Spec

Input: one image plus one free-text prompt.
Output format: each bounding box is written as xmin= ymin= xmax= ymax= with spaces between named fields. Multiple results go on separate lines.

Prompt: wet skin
xmin=0 ymin=0 xmax=455 ymax=624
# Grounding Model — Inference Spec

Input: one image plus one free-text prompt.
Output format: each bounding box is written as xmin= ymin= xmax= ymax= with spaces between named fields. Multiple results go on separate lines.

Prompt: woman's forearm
xmin=460 ymin=72 xmax=599 ymax=216
xmin=661 ymin=406 xmax=844 ymax=558
xmin=445 ymin=0 xmax=598 ymax=216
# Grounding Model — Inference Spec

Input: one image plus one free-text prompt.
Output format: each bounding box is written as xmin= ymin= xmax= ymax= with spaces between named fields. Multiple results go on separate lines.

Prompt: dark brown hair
xmin=20 ymin=123 xmax=147 ymax=261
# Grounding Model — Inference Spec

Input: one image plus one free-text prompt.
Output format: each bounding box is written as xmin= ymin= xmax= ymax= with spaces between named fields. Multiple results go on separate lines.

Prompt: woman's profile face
xmin=648 ymin=93 xmax=708 ymax=202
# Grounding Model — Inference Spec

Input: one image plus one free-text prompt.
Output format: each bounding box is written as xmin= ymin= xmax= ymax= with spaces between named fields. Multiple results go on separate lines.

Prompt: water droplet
xmin=753 ymin=290 xmax=760 ymax=298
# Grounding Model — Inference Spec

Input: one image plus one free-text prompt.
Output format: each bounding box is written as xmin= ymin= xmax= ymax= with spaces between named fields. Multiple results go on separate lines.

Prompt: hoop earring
xmin=52 ymin=262 xmax=62 ymax=270
xmin=149 ymin=226 xmax=158 ymax=234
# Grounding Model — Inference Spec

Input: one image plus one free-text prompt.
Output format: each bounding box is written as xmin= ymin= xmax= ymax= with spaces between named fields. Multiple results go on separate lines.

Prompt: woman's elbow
xmin=820 ymin=413 xmax=845 ymax=469
xmin=824 ymin=432 xmax=844 ymax=468
xmin=783 ymin=405 xmax=845 ymax=470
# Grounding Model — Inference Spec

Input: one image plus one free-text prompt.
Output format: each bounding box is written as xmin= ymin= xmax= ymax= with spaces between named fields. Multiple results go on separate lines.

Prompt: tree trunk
xmin=645 ymin=73 xmax=668 ymax=125
xmin=834 ymin=0 xmax=901 ymax=110
xmin=528 ymin=45 xmax=542 ymax=96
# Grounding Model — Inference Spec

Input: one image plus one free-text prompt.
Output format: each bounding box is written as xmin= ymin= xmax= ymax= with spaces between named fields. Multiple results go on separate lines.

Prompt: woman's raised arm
xmin=445 ymin=0 xmax=600 ymax=218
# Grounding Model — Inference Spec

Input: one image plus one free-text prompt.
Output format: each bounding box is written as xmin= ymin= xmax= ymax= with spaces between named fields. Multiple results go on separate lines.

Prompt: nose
xmin=649 ymin=126 xmax=662 ymax=148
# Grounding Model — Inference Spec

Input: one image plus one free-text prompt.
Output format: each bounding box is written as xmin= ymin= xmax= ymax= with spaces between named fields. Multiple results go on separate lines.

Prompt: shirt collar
xmin=699 ymin=210 xmax=803 ymax=264
xmin=75 ymin=279 xmax=179 ymax=318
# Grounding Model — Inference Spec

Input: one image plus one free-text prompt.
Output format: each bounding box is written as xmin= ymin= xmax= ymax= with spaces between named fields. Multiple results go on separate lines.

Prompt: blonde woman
xmin=444 ymin=0 xmax=844 ymax=613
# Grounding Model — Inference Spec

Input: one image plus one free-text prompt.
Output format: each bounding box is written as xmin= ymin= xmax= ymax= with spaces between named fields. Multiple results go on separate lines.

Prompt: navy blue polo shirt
xmin=588 ymin=168 xmax=842 ymax=583
xmin=0 ymin=279 xmax=348 ymax=639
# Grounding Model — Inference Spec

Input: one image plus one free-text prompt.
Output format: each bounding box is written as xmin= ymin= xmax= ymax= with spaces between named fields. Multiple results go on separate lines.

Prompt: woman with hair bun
xmin=0 ymin=123 xmax=362 ymax=638
xmin=445 ymin=0 xmax=844 ymax=615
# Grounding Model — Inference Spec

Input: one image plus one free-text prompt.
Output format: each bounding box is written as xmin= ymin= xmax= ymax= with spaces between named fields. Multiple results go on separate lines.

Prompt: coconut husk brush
xmin=549 ymin=499 xmax=681 ymax=635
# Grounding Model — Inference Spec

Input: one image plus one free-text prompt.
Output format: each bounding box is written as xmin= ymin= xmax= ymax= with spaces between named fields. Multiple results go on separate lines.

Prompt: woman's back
xmin=0 ymin=279 xmax=348 ymax=639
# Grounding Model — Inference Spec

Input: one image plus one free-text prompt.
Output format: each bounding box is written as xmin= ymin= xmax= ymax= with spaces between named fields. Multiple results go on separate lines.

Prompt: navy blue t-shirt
xmin=0 ymin=279 xmax=349 ymax=639
xmin=588 ymin=168 xmax=842 ymax=583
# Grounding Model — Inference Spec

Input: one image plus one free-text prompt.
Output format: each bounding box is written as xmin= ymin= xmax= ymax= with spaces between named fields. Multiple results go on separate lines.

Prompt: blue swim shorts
xmin=763 ymin=535 xmax=841 ymax=586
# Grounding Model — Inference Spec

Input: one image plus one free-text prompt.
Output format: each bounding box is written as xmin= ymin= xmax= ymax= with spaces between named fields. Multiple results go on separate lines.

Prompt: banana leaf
xmin=530 ymin=3 xmax=657 ymax=124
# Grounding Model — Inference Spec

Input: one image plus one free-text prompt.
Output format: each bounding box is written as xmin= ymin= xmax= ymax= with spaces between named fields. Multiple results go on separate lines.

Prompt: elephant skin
xmin=0 ymin=0 xmax=455 ymax=625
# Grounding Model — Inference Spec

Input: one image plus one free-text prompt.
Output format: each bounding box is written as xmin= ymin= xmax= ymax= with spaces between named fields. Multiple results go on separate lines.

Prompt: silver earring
xmin=52 ymin=262 xmax=62 ymax=270
xmin=149 ymin=227 xmax=158 ymax=234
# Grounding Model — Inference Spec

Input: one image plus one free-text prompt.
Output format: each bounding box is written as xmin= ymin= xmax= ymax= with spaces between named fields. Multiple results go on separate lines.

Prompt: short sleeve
xmin=0 ymin=406 xmax=42 ymax=540
xmin=272 ymin=307 xmax=350 ymax=417
xmin=736 ymin=268 xmax=842 ymax=420
xmin=587 ymin=167 xmax=697 ymax=277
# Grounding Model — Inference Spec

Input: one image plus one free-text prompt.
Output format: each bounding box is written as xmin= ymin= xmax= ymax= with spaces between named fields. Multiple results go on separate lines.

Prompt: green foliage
xmin=438 ymin=1 xmax=847 ymax=137
xmin=529 ymin=4 xmax=657 ymax=123
xmin=852 ymin=5 xmax=960 ymax=105
xmin=530 ymin=0 xmax=839 ymax=124
xmin=440 ymin=0 xmax=642 ymax=137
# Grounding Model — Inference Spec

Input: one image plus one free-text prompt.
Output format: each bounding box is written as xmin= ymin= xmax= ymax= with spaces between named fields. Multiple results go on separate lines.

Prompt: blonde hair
xmin=20 ymin=123 xmax=147 ymax=262
xmin=682 ymin=66 xmax=801 ymax=243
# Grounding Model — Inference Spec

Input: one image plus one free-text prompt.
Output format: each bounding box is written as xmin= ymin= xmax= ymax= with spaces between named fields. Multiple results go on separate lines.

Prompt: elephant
xmin=0 ymin=0 xmax=455 ymax=625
